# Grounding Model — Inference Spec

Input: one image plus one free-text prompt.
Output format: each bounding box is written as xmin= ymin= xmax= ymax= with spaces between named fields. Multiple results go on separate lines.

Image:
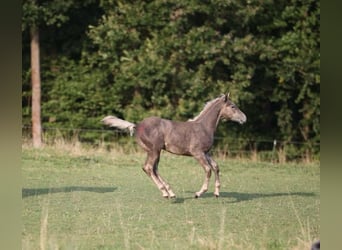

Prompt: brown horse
xmin=102 ymin=94 xmax=246 ymax=198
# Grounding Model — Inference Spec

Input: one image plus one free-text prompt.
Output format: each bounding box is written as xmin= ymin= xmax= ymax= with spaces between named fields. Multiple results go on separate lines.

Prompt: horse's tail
xmin=101 ymin=116 xmax=136 ymax=136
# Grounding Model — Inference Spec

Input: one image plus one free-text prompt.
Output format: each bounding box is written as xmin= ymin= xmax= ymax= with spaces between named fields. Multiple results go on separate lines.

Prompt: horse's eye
xmin=231 ymin=105 xmax=236 ymax=109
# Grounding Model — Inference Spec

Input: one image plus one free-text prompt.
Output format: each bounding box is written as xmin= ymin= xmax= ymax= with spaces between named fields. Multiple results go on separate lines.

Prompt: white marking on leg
xmin=207 ymin=155 xmax=220 ymax=197
xmin=195 ymin=160 xmax=211 ymax=198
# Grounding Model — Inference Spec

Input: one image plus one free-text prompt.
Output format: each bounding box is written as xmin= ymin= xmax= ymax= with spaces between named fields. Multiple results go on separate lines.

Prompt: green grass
xmin=22 ymin=144 xmax=320 ymax=250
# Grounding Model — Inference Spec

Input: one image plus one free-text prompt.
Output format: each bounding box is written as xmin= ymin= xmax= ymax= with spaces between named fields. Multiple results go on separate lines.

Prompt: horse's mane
xmin=188 ymin=95 xmax=224 ymax=122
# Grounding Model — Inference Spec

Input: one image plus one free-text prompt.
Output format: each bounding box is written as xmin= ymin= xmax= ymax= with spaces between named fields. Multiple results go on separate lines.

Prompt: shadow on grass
xmin=172 ymin=191 xmax=317 ymax=204
xmin=22 ymin=186 xmax=117 ymax=198
xmin=219 ymin=191 xmax=316 ymax=203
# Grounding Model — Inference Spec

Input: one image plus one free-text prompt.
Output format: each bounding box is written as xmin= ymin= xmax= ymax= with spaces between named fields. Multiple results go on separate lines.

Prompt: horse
xmin=101 ymin=93 xmax=247 ymax=198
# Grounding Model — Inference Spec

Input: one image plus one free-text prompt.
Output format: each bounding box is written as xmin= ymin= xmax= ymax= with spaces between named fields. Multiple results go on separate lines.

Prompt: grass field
xmin=22 ymin=143 xmax=320 ymax=250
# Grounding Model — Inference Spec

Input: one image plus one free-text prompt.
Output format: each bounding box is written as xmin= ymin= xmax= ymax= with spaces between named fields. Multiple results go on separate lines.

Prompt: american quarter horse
xmin=102 ymin=94 xmax=247 ymax=198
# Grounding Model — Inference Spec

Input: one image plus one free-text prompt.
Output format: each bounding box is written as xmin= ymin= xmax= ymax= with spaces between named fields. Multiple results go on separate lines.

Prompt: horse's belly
xmin=164 ymin=141 xmax=191 ymax=156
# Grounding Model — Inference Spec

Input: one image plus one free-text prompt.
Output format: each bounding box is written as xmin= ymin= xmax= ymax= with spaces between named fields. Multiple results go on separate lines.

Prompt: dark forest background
xmin=22 ymin=0 xmax=320 ymax=161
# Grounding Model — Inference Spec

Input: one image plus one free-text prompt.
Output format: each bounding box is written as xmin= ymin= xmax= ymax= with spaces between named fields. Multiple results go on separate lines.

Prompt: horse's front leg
xmin=206 ymin=154 xmax=220 ymax=197
xmin=194 ymin=153 xmax=212 ymax=198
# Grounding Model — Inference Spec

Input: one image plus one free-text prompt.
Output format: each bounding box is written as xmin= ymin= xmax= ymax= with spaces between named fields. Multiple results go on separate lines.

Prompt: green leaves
xmin=22 ymin=0 xmax=75 ymax=30
xmin=22 ymin=0 xmax=320 ymax=158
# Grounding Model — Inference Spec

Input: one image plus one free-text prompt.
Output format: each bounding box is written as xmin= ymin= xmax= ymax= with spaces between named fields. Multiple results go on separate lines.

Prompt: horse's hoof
xmin=194 ymin=194 xmax=199 ymax=198
xmin=169 ymin=195 xmax=176 ymax=199
xmin=215 ymin=195 xmax=219 ymax=198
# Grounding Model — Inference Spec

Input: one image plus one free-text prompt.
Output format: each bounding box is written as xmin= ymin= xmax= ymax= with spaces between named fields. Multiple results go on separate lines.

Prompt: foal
xmin=102 ymin=94 xmax=246 ymax=198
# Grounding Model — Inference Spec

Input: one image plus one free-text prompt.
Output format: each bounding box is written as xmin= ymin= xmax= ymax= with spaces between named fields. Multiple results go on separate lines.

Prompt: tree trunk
xmin=300 ymin=101 xmax=311 ymax=163
xmin=31 ymin=26 xmax=42 ymax=147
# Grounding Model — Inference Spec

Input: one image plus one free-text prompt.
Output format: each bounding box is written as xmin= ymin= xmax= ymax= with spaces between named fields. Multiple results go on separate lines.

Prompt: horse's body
xmin=102 ymin=94 xmax=246 ymax=198
xmin=136 ymin=117 xmax=214 ymax=156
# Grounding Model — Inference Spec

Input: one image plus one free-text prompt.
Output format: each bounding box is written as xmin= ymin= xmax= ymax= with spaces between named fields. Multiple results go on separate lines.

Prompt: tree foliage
xmin=22 ymin=0 xmax=320 ymax=159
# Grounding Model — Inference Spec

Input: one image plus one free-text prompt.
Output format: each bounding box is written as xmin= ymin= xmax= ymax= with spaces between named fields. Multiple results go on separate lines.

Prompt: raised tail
xmin=101 ymin=116 xmax=136 ymax=136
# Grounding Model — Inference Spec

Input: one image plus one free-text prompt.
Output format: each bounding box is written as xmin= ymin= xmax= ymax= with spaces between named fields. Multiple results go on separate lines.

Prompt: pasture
xmin=22 ymin=144 xmax=320 ymax=249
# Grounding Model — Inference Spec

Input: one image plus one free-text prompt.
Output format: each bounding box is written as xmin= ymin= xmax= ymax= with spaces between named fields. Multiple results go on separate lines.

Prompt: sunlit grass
xmin=22 ymin=144 xmax=319 ymax=249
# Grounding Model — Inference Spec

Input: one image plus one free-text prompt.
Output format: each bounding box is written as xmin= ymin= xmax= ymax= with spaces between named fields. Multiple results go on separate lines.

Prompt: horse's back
xmin=136 ymin=116 xmax=183 ymax=138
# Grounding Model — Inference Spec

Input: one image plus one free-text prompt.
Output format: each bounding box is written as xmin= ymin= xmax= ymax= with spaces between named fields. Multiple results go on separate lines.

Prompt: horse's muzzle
xmin=239 ymin=114 xmax=247 ymax=124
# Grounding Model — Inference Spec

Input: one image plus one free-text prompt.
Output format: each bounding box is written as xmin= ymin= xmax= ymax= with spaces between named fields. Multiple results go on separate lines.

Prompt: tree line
xmin=22 ymin=0 xmax=320 ymax=160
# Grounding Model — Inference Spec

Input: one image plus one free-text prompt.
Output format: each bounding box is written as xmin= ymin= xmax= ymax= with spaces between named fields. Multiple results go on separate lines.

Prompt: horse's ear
xmin=224 ymin=92 xmax=230 ymax=102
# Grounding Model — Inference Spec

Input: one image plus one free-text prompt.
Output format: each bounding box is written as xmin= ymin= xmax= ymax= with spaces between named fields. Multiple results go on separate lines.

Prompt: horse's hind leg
xmin=142 ymin=151 xmax=175 ymax=198
xmin=155 ymin=170 xmax=176 ymax=198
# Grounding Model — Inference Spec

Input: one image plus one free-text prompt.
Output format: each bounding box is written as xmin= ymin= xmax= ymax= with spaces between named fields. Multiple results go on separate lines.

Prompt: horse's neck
xmin=195 ymin=105 xmax=222 ymax=135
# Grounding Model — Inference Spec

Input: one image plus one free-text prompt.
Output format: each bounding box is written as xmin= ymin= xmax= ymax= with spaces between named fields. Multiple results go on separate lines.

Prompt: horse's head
xmin=219 ymin=93 xmax=247 ymax=124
